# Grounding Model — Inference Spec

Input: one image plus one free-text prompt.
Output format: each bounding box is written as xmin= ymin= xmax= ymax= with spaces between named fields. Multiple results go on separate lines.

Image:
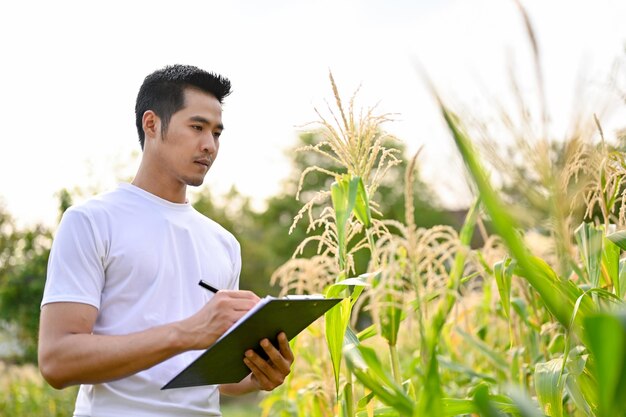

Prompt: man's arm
xmin=219 ymin=332 xmax=294 ymax=396
xmin=38 ymin=290 xmax=259 ymax=389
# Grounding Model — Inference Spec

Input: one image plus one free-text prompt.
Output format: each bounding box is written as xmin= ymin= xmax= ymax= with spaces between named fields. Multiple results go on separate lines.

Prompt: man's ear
xmin=142 ymin=110 xmax=160 ymax=141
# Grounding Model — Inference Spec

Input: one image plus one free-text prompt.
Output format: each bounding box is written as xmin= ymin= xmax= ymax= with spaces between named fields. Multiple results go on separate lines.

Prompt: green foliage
xmin=0 ymin=363 xmax=78 ymax=416
xmin=0 ymin=208 xmax=52 ymax=362
xmin=584 ymin=313 xmax=626 ymax=417
xmin=436 ymin=90 xmax=626 ymax=416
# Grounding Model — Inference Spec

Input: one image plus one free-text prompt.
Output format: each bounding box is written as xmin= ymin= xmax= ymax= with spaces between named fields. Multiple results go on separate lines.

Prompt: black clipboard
xmin=162 ymin=296 xmax=342 ymax=389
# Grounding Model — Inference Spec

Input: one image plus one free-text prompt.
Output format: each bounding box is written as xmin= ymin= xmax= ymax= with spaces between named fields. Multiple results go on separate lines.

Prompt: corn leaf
xmin=356 ymin=390 xmax=376 ymax=410
xmin=433 ymin=99 xmax=594 ymax=332
xmin=356 ymin=324 xmax=377 ymax=342
xmin=618 ymin=258 xmax=626 ymax=299
xmin=602 ymin=236 xmax=620 ymax=292
xmin=331 ymin=174 xmax=360 ymax=269
xmin=455 ymin=327 xmax=509 ymax=372
xmin=353 ymin=176 xmax=372 ymax=228
xmin=534 ymin=358 xmax=565 ymax=417
xmin=325 ymin=298 xmax=351 ymax=397
xmin=379 ymin=293 xmax=404 ymax=347
xmin=343 ymin=328 xmax=415 ymax=417
xmin=506 ymin=387 xmax=545 ymax=417
xmin=443 ymin=397 xmax=521 ymax=417
xmin=438 ymin=357 xmax=497 ymax=383
xmin=575 ymin=222 xmax=603 ymax=287
xmin=584 ymin=312 xmax=626 ymax=417
xmin=472 ymin=384 xmax=508 ymax=417
xmin=493 ymin=258 xmax=513 ymax=320
xmin=341 ymin=381 xmax=354 ymax=417
xmin=607 ymin=230 xmax=626 ymax=251
xmin=559 ymin=344 xmax=594 ymax=414
xmin=325 ymin=276 xmax=369 ymax=397
xmin=356 ymin=407 xmax=399 ymax=417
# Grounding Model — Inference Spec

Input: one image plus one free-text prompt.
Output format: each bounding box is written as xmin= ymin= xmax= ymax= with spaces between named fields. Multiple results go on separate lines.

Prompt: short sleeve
xmin=41 ymin=207 xmax=106 ymax=309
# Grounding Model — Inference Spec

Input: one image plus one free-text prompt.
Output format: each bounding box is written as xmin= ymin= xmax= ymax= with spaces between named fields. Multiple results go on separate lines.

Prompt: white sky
xmin=1 ymin=0 xmax=625 ymax=228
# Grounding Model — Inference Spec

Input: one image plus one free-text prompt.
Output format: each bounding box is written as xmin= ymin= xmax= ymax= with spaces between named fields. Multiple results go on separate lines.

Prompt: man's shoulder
xmin=61 ymin=186 xmax=130 ymax=224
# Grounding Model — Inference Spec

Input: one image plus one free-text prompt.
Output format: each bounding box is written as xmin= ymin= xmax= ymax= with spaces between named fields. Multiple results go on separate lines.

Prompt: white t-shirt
xmin=41 ymin=183 xmax=242 ymax=417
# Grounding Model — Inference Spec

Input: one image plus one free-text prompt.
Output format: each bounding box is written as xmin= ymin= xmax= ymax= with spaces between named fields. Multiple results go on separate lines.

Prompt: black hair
xmin=134 ymin=64 xmax=232 ymax=149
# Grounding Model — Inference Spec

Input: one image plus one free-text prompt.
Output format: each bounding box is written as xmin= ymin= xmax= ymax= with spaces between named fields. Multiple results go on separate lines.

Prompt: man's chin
xmin=185 ymin=176 xmax=206 ymax=187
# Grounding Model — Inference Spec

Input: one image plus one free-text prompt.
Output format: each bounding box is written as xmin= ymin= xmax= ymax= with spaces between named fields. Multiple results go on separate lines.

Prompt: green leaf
xmin=442 ymin=397 xmax=519 ymax=416
xmin=341 ymin=381 xmax=353 ymax=417
xmin=607 ymin=230 xmax=626 ymax=251
xmin=506 ymin=386 xmax=545 ymax=417
xmin=326 ymin=276 xmax=371 ymax=299
xmin=472 ymin=384 xmax=507 ymax=417
xmin=565 ymin=372 xmax=593 ymax=416
xmin=325 ymin=297 xmax=352 ymax=396
xmin=356 ymin=390 xmax=376 ymax=410
xmin=493 ymin=258 xmax=513 ymax=320
xmin=441 ymin=399 xmax=478 ymax=416
xmin=602 ymin=235 xmax=620 ymax=293
xmin=455 ymin=328 xmax=509 ymax=372
xmin=356 ymin=324 xmax=377 ymax=341
xmin=379 ymin=292 xmax=404 ymax=347
xmin=324 ymin=274 xmax=369 ymax=398
xmin=432 ymin=97 xmax=592 ymax=332
xmin=438 ymin=357 xmax=497 ymax=383
xmin=618 ymin=258 xmax=626 ymax=299
xmin=575 ymin=222 xmax=604 ymax=288
xmin=534 ymin=358 xmax=565 ymax=417
xmin=356 ymin=407 xmax=400 ymax=417
xmin=343 ymin=328 xmax=415 ymax=417
xmin=330 ymin=175 xmax=360 ymax=269
xmin=584 ymin=312 xmax=626 ymax=417
xmin=353 ymin=176 xmax=372 ymax=228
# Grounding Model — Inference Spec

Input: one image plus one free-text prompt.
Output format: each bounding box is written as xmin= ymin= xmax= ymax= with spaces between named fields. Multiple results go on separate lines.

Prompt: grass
xmin=0 ymin=362 xmax=78 ymax=417
xmin=221 ymin=393 xmax=263 ymax=416
xmin=0 ymin=362 xmax=263 ymax=417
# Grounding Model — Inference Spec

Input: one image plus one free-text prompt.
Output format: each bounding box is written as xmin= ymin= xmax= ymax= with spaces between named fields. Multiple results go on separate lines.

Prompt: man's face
xmin=150 ymin=88 xmax=224 ymax=187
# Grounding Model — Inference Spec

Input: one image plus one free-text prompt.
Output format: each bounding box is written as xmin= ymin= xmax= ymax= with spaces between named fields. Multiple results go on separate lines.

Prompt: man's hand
xmin=218 ymin=331 xmax=295 ymax=396
xmin=244 ymin=332 xmax=294 ymax=391
xmin=179 ymin=290 xmax=260 ymax=350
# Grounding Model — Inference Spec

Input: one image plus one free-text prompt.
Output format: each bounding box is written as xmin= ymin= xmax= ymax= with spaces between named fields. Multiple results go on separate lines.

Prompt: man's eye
xmin=214 ymin=132 xmax=222 ymax=139
xmin=192 ymin=125 xmax=203 ymax=131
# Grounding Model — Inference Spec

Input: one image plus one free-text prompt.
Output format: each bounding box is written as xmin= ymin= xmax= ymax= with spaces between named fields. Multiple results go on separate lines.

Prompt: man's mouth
xmin=195 ymin=158 xmax=211 ymax=167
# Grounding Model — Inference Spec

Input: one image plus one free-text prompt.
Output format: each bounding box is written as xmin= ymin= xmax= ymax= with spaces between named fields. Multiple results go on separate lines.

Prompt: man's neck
xmin=132 ymin=167 xmax=188 ymax=204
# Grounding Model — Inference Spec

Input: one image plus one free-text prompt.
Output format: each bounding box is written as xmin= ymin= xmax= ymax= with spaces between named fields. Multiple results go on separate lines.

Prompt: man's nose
xmin=201 ymin=134 xmax=217 ymax=154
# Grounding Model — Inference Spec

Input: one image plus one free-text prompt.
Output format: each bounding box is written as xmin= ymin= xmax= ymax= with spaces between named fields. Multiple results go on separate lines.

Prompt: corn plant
xmin=269 ymin=72 xmax=402 ymax=415
xmin=267 ymin=74 xmax=520 ymax=416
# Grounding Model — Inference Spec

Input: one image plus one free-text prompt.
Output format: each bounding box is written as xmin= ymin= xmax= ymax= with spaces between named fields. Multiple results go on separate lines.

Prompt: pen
xmin=198 ymin=279 xmax=219 ymax=293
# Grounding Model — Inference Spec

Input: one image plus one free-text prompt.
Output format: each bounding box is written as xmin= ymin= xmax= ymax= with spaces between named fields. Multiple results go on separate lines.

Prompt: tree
xmin=0 ymin=209 xmax=53 ymax=362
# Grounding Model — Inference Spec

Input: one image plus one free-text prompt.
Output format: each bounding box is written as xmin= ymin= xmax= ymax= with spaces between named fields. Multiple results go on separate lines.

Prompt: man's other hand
xmin=243 ymin=332 xmax=294 ymax=391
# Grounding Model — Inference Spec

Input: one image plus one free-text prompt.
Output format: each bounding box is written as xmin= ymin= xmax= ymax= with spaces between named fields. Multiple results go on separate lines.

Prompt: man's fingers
xmin=217 ymin=290 xmax=260 ymax=300
xmin=210 ymin=291 xmax=259 ymax=314
xmin=259 ymin=339 xmax=291 ymax=375
xmin=277 ymin=333 xmax=294 ymax=363
xmin=243 ymin=356 xmax=273 ymax=390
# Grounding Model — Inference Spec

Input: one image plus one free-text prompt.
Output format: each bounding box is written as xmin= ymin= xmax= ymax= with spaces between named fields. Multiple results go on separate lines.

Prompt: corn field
xmin=3 ymin=4 xmax=626 ymax=417
xmin=262 ymin=13 xmax=626 ymax=416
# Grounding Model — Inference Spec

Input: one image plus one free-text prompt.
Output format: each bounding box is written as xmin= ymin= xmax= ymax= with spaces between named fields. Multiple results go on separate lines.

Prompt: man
xmin=38 ymin=64 xmax=293 ymax=416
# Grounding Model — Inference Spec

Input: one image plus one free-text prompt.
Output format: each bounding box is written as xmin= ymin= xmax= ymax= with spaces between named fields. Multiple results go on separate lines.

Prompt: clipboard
xmin=162 ymin=295 xmax=342 ymax=389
